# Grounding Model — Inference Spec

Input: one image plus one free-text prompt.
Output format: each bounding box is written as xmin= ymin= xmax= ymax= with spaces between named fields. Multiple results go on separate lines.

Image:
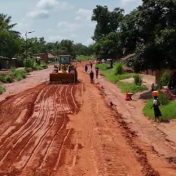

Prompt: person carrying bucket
xmin=150 ymin=91 xmax=162 ymax=122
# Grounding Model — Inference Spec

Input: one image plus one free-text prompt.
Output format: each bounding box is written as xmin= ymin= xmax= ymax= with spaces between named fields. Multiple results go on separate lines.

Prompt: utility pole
xmin=25 ymin=31 xmax=35 ymax=61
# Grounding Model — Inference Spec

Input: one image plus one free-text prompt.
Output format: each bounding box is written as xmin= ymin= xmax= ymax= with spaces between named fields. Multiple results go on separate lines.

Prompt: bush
xmin=0 ymin=73 xmax=13 ymax=83
xmin=10 ymin=67 xmax=16 ymax=73
xmin=0 ymin=84 xmax=5 ymax=94
xmin=16 ymin=74 xmax=23 ymax=81
xmin=4 ymin=75 xmax=13 ymax=83
xmin=36 ymin=65 xmax=43 ymax=70
xmin=24 ymin=58 xmax=37 ymax=68
xmin=0 ymin=73 xmax=5 ymax=82
xmin=158 ymin=91 xmax=170 ymax=105
xmin=160 ymin=70 xmax=171 ymax=86
xmin=112 ymin=63 xmax=124 ymax=75
xmin=133 ymin=74 xmax=142 ymax=86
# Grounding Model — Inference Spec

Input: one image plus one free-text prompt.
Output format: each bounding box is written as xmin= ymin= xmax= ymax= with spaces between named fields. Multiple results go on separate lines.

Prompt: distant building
xmin=33 ymin=53 xmax=55 ymax=63
xmin=0 ymin=56 xmax=17 ymax=70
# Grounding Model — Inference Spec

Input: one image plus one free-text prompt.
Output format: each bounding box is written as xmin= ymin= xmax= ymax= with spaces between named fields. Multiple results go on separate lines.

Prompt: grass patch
xmin=96 ymin=63 xmax=134 ymax=83
xmin=0 ymin=68 xmax=27 ymax=83
xmin=76 ymin=55 xmax=95 ymax=61
xmin=118 ymin=81 xmax=148 ymax=93
xmin=96 ymin=63 xmax=147 ymax=93
xmin=10 ymin=68 xmax=27 ymax=81
xmin=143 ymin=99 xmax=176 ymax=120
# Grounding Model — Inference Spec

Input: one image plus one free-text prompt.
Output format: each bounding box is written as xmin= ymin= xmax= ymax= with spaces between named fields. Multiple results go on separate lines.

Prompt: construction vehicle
xmin=49 ymin=55 xmax=78 ymax=84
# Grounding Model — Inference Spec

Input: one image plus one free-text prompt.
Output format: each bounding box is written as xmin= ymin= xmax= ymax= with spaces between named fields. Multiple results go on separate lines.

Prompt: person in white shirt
xmin=150 ymin=96 xmax=162 ymax=122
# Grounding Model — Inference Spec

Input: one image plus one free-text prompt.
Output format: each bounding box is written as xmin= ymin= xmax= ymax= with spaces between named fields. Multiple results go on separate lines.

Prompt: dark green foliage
xmin=112 ymin=63 xmax=124 ymax=75
xmin=92 ymin=6 xmax=124 ymax=61
xmin=125 ymin=0 xmax=176 ymax=71
xmin=158 ymin=91 xmax=170 ymax=105
xmin=0 ymin=84 xmax=5 ymax=94
xmin=160 ymin=71 xmax=171 ymax=86
xmin=4 ymin=74 xmax=13 ymax=83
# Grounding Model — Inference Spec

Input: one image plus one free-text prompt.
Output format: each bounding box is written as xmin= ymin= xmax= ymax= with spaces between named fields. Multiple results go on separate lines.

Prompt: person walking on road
xmin=84 ymin=65 xmax=88 ymax=73
xmin=90 ymin=70 xmax=94 ymax=84
xmin=90 ymin=62 xmax=93 ymax=69
xmin=150 ymin=96 xmax=162 ymax=122
xmin=95 ymin=67 xmax=99 ymax=79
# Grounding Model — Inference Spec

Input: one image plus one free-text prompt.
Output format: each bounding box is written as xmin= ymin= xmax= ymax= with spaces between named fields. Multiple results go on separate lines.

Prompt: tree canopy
xmin=92 ymin=5 xmax=124 ymax=63
xmin=92 ymin=0 xmax=176 ymax=71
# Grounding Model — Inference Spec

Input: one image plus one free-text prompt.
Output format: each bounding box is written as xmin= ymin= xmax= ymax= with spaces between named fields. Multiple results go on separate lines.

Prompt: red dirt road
xmin=0 ymin=63 xmax=175 ymax=176
xmin=0 ymin=83 xmax=80 ymax=176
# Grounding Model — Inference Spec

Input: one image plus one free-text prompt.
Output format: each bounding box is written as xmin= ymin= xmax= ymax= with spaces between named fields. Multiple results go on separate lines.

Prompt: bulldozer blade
xmin=49 ymin=73 xmax=75 ymax=84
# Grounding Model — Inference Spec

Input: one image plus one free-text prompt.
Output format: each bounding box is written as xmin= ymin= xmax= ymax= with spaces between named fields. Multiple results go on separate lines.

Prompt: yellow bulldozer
xmin=49 ymin=55 xmax=78 ymax=84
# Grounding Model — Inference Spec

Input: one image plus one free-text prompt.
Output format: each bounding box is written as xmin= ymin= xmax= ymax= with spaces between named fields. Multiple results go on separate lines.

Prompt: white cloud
xmin=57 ymin=21 xmax=81 ymax=33
xmin=37 ymin=0 xmax=74 ymax=10
xmin=76 ymin=9 xmax=92 ymax=21
xmin=121 ymin=0 xmax=142 ymax=5
xmin=37 ymin=0 xmax=59 ymax=10
xmin=58 ymin=2 xmax=74 ymax=10
xmin=27 ymin=0 xmax=74 ymax=19
xmin=27 ymin=10 xmax=49 ymax=19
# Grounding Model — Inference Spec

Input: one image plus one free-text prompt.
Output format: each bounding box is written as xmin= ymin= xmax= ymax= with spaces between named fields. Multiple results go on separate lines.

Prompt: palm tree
xmin=0 ymin=13 xmax=21 ymax=38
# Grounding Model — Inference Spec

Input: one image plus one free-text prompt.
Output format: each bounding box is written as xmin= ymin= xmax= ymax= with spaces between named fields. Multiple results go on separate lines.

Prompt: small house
xmin=33 ymin=53 xmax=55 ymax=63
xmin=0 ymin=56 xmax=17 ymax=70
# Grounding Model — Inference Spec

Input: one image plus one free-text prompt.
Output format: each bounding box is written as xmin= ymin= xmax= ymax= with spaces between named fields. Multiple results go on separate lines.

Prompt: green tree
xmin=92 ymin=6 xmax=124 ymax=65
xmin=119 ymin=10 xmax=139 ymax=55
xmin=0 ymin=13 xmax=21 ymax=59
xmin=0 ymin=13 xmax=20 ymax=37
xmin=92 ymin=6 xmax=124 ymax=42
xmin=129 ymin=0 xmax=176 ymax=71
xmin=93 ymin=32 xmax=122 ymax=67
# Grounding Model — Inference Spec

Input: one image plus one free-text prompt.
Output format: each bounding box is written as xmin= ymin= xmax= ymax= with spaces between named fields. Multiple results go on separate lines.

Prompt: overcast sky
xmin=0 ymin=0 xmax=141 ymax=46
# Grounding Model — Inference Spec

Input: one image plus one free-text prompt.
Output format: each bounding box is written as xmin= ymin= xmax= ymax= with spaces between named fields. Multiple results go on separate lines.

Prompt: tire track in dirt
xmin=0 ymin=86 xmax=53 ymax=168
xmin=0 ymin=83 xmax=80 ymax=176
xmin=38 ymin=85 xmax=65 ymax=169
xmin=0 ymin=83 xmax=47 ymax=138
xmin=53 ymin=85 xmax=73 ymax=172
xmin=12 ymin=86 xmax=55 ymax=169
xmin=0 ymin=85 xmax=49 ymax=149
xmin=21 ymin=86 xmax=62 ymax=170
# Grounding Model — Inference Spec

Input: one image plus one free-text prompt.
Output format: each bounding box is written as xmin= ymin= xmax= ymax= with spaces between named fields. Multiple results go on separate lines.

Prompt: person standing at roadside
xmin=150 ymin=96 xmax=162 ymax=122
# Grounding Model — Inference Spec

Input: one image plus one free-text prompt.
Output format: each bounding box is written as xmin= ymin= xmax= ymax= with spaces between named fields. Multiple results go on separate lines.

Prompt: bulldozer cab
xmin=59 ymin=55 xmax=71 ymax=65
